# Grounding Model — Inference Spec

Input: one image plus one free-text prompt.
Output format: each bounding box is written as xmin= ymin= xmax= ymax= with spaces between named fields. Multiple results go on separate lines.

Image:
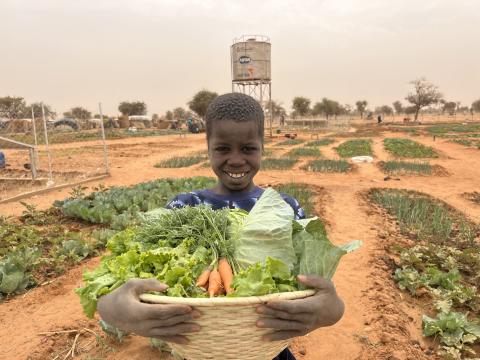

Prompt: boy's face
xmin=208 ymin=119 xmax=262 ymax=194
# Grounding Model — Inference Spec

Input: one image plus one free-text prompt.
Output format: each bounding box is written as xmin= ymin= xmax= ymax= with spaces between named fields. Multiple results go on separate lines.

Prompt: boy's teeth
xmin=228 ymin=172 xmax=245 ymax=178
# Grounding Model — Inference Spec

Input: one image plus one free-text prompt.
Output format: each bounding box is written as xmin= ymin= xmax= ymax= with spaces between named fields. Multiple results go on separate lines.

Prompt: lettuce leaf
xmin=230 ymin=257 xmax=296 ymax=297
xmin=233 ymin=188 xmax=297 ymax=270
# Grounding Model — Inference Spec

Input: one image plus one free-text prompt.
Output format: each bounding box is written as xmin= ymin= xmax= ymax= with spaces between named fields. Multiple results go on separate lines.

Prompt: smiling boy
xmin=97 ymin=93 xmax=344 ymax=359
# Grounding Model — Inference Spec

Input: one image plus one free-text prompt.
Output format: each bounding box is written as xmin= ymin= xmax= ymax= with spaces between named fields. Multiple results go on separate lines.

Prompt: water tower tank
xmin=231 ymin=35 xmax=271 ymax=81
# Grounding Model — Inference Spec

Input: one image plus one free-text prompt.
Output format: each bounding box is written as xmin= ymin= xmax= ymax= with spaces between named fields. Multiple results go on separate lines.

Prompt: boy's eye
xmin=215 ymin=146 xmax=229 ymax=152
xmin=242 ymin=146 xmax=258 ymax=153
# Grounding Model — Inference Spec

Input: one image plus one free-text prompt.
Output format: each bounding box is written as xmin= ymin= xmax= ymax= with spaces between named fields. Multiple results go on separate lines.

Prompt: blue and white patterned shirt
xmin=166 ymin=187 xmax=306 ymax=220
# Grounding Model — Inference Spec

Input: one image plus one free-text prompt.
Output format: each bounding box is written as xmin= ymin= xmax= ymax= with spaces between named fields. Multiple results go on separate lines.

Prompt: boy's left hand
xmin=255 ymin=275 xmax=344 ymax=341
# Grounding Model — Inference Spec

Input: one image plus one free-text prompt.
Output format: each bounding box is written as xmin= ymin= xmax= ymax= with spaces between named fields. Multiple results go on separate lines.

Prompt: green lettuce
xmin=230 ymin=257 xmax=296 ymax=297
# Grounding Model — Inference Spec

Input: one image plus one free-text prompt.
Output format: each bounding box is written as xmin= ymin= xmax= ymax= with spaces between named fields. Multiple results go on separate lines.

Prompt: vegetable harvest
xmin=76 ymin=188 xmax=361 ymax=318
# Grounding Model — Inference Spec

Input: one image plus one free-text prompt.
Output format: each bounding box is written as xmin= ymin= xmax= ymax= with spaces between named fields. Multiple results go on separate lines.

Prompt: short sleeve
xmin=280 ymin=194 xmax=306 ymax=220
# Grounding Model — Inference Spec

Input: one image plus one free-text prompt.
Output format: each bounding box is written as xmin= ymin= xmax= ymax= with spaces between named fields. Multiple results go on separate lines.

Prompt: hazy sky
xmin=1 ymin=0 xmax=479 ymax=116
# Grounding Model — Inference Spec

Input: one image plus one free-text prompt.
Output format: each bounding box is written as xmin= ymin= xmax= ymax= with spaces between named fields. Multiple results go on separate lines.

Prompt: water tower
xmin=230 ymin=35 xmax=273 ymax=136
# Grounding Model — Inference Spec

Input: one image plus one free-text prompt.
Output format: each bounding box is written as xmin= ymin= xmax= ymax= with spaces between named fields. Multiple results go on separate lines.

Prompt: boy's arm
xmin=255 ymin=275 xmax=344 ymax=341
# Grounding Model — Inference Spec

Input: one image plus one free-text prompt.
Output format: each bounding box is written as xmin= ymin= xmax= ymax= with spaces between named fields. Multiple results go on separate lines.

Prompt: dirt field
xmin=0 ymin=124 xmax=479 ymax=360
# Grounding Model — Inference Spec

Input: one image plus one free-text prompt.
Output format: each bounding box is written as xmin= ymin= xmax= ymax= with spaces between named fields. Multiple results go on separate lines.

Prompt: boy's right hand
xmin=97 ymin=278 xmax=201 ymax=344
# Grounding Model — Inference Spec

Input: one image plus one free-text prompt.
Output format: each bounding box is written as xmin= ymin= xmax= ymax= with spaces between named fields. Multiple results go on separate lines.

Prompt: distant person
xmin=280 ymin=114 xmax=285 ymax=127
xmin=377 ymin=114 xmax=383 ymax=124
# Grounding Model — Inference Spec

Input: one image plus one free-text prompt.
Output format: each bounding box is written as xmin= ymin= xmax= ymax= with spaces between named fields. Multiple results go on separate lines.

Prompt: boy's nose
xmin=227 ymin=152 xmax=246 ymax=166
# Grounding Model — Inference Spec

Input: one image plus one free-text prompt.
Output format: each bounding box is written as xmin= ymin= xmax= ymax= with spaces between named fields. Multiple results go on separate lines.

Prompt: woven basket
xmin=139 ymin=290 xmax=315 ymax=360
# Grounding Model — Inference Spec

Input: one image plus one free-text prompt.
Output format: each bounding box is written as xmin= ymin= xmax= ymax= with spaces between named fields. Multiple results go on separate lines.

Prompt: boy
xmin=97 ymin=93 xmax=344 ymax=359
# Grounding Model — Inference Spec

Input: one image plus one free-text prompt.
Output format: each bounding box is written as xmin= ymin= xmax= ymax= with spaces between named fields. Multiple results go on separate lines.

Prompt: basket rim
xmin=139 ymin=289 xmax=316 ymax=307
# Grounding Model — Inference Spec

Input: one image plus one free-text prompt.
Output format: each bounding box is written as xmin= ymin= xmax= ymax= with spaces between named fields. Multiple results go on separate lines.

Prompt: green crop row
xmin=334 ymin=139 xmax=373 ymax=158
xmin=382 ymin=160 xmax=432 ymax=175
xmin=383 ymin=138 xmax=438 ymax=158
xmin=302 ymin=159 xmax=351 ymax=173
xmin=155 ymin=155 xmax=207 ymax=168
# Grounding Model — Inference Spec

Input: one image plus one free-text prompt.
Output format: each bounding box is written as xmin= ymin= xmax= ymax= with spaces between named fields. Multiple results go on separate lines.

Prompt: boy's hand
xmin=255 ymin=275 xmax=344 ymax=341
xmin=97 ymin=278 xmax=201 ymax=344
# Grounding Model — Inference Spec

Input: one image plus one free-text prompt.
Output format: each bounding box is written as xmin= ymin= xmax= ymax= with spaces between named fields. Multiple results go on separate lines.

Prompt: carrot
xmin=207 ymin=269 xmax=222 ymax=297
xmin=196 ymin=267 xmax=212 ymax=289
xmin=218 ymin=258 xmax=234 ymax=295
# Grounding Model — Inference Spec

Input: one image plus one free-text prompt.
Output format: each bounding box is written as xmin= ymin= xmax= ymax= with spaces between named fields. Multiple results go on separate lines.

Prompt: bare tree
xmin=405 ymin=78 xmax=443 ymax=122
xmin=471 ymin=99 xmax=480 ymax=113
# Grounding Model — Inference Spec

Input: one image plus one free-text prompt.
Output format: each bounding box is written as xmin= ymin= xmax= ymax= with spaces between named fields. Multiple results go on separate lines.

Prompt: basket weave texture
xmin=140 ymin=290 xmax=315 ymax=360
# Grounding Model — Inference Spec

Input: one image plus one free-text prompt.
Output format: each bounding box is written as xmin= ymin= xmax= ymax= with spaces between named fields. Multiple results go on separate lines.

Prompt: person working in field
xmin=97 ymin=93 xmax=345 ymax=359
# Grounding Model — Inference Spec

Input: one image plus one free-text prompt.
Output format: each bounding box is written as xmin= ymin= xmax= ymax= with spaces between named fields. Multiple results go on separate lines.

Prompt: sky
xmin=1 ymin=0 xmax=479 ymax=116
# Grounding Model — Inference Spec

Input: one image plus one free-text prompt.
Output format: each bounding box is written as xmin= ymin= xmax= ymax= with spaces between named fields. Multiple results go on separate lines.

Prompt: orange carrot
xmin=218 ymin=258 xmax=234 ymax=294
xmin=196 ymin=267 xmax=212 ymax=289
xmin=208 ymin=269 xmax=222 ymax=297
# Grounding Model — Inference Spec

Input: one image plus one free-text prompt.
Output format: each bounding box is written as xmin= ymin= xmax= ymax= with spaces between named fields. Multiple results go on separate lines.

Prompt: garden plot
xmin=369 ymin=188 xmax=480 ymax=359
xmin=301 ymin=159 xmax=351 ymax=173
xmin=154 ymin=155 xmax=207 ymax=168
xmin=378 ymin=160 xmax=448 ymax=177
xmin=384 ymin=138 xmax=439 ymax=158
xmin=275 ymin=138 xmax=305 ymax=146
xmin=450 ymin=138 xmax=480 ymax=149
xmin=304 ymin=138 xmax=335 ymax=147
xmin=334 ymin=139 xmax=373 ymax=158
xmin=286 ymin=147 xmax=323 ymax=158
xmin=261 ymin=158 xmax=297 ymax=170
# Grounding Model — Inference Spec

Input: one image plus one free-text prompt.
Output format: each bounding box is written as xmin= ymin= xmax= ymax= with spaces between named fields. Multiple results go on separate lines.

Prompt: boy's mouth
xmin=225 ymin=171 xmax=248 ymax=179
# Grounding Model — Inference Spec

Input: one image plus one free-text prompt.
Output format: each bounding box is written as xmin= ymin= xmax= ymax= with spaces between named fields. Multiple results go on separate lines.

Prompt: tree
xmin=375 ymin=105 xmax=393 ymax=115
xmin=471 ymin=99 xmax=480 ymax=113
xmin=94 ymin=114 xmax=109 ymax=120
xmin=312 ymin=98 xmax=343 ymax=119
xmin=441 ymin=101 xmax=457 ymax=115
xmin=70 ymin=107 xmax=91 ymax=120
xmin=355 ymin=100 xmax=368 ymax=118
xmin=165 ymin=111 xmax=173 ymax=121
xmin=392 ymin=101 xmax=403 ymax=114
xmin=118 ymin=101 xmax=147 ymax=116
xmin=0 ymin=96 xmax=27 ymax=119
xmin=292 ymin=97 xmax=311 ymax=117
xmin=173 ymin=107 xmax=188 ymax=121
xmin=188 ymin=90 xmax=218 ymax=119
xmin=405 ymin=78 xmax=443 ymax=121
xmin=27 ymin=102 xmax=56 ymax=118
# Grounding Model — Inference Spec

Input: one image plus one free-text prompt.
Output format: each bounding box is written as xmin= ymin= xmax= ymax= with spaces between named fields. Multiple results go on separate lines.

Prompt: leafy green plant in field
xmin=302 ymin=159 xmax=351 ymax=173
xmin=0 ymin=217 xmax=99 ymax=298
xmin=261 ymin=158 xmax=297 ymax=170
xmin=275 ymin=139 xmax=305 ymax=146
xmin=56 ymin=177 xmax=216 ymax=229
xmin=305 ymin=138 xmax=335 ymax=147
xmin=384 ymin=138 xmax=438 ymax=158
xmin=370 ymin=189 xmax=478 ymax=245
xmin=427 ymin=123 xmax=480 ymax=135
xmin=423 ymin=312 xmax=480 ymax=358
xmin=154 ymin=155 xmax=206 ymax=168
xmin=452 ymin=139 xmax=473 ymax=147
xmin=286 ymin=147 xmax=322 ymax=158
xmin=334 ymin=139 xmax=373 ymax=158
xmin=382 ymin=160 xmax=432 ymax=175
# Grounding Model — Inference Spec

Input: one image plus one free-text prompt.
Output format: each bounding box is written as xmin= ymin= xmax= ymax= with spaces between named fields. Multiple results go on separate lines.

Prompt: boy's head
xmin=205 ymin=93 xmax=264 ymax=194
xmin=205 ymin=93 xmax=264 ymax=143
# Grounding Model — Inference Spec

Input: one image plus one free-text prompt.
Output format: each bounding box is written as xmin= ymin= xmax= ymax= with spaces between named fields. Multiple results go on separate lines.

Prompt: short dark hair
xmin=205 ymin=93 xmax=264 ymax=142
